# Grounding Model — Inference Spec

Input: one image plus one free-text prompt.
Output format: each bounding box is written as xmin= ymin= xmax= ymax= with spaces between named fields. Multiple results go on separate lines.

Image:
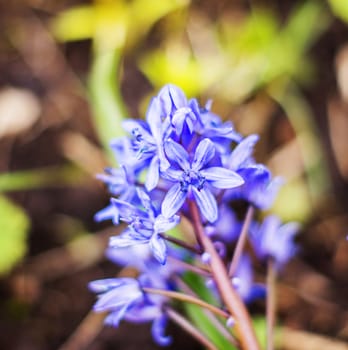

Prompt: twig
xmin=58 ymin=311 xmax=107 ymax=350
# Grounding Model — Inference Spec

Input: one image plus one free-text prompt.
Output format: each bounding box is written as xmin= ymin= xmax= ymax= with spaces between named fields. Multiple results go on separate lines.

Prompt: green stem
xmin=189 ymin=200 xmax=260 ymax=350
xmin=167 ymin=256 xmax=211 ymax=277
xmin=160 ymin=233 xmax=203 ymax=255
xmin=229 ymin=205 xmax=254 ymax=276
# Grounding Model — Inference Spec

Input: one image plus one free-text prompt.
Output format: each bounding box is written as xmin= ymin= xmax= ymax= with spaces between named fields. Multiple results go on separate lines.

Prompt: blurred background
xmin=1 ymin=0 xmax=348 ymax=349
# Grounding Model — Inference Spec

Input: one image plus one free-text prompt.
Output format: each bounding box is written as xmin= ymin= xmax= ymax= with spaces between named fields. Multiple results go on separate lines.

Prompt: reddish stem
xmin=189 ymin=200 xmax=260 ymax=350
xmin=228 ymin=205 xmax=254 ymax=276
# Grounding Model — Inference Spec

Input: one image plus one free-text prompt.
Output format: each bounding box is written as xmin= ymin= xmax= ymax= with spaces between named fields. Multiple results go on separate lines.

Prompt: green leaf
xmin=253 ymin=316 xmax=267 ymax=349
xmin=0 ymin=195 xmax=29 ymax=275
xmin=182 ymin=272 xmax=238 ymax=349
xmin=88 ymin=48 xmax=127 ymax=165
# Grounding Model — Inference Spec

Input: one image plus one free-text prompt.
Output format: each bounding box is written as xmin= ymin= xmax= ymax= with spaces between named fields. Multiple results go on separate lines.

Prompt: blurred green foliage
xmin=52 ymin=0 xmax=189 ymax=163
xmin=329 ymin=0 xmax=348 ymax=23
xmin=0 ymin=195 xmax=29 ymax=275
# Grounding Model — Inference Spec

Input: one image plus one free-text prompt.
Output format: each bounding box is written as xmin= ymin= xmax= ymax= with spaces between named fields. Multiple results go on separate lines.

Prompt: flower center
xmin=180 ymin=169 xmax=205 ymax=192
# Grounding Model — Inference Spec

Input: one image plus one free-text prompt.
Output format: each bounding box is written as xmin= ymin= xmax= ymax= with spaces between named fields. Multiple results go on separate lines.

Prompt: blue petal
xmin=229 ymin=134 xmax=259 ymax=170
xmin=151 ymin=315 xmax=172 ymax=346
xmin=153 ymin=214 xmax=180 ymax=233
xmin=94 ymin=204 xmax=119 ymax=225
xmin=192 ymin=186 xmax=218 ymax=223
xmin=149 ymin=234 xmax=167 ymax=265
xmin=88 ymin=277 xmax=135 ymax=293
xmin=111 ymin=198 xmax=146 ymax=223
xmin=92 ymin=280 xmax=142 ymax=312
xmin=161 ymin=183 xmax=187 ymax=218
xmin=136 ymin=187 xmax=153 ymax=211
xmin=145 ymin=156 xmax=160 ymax=191
xmin=104 ymin=307 xmax=129 ymax=327
xmin=146 ymin=97 xmax=163 ymax=141
xmin=159 ymin=84 xmax=187 ymax=111
xmin=164 ymin=140 xmax=190 ymax=170
xmin=192 ymin=138 xmax=216 ymax=171
xmin=122 ymin=119 xmax=153 ymax=144
xmin=201 ymin=167 xmax=244 ymax=189
xmin=109 ymin=229 xmax=149 ymax=248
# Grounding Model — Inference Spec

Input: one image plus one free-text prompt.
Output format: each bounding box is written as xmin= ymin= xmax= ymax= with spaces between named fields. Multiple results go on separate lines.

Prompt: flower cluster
xmin=90 ymin=84 xmax=299 ymax=347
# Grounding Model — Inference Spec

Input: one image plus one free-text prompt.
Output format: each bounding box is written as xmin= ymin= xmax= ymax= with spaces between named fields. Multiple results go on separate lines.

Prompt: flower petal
xmin=145 ymin=156 xmax=160 ymax=191
xmin=229 ymin=134 xmax=259 ymax=170
xmin=154 ymin=214 xmax=180 ymax=233
xmin=109 ymin=229 xmax=148 ymax=248
xmin=151 ymin=315 xmax=172 ymax=346
xmin=192 ymin=138 xmax=216 ymax=171
xmin=94 ymin=203 xmax=119 ymax=225
xmin=164 ymin=139 xmax=190 ymax=170
xmin=92 ymin=280 xmax=142 ymax=312
xmin=161 ymin=183 xmax=187 ymax=218
xmin=192 ymin=186 xmax=218 ymax=223
xmin=201 ymin=167 xmax=244 ymax=189
xmin=149 ymin=234 xmax=167 ymax=265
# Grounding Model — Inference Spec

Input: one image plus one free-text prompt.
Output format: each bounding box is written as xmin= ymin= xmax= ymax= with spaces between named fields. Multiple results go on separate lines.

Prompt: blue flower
xmin=161 ymin=138 xmax=244 ymax=223
xmin=250 ymin=215 xmax=299 ymax=269
xmin=232 ymin=254 xmax=265 ymax=303
xmin=195 ymin=101 xmax=242 ymax=149
xmin=108 ymin=190 xmax=180 ymax=264
xmin=157 ymin=84 xmax=199 ymax=135
xmin=89 ymin=277 xmax=172 ymax=346
xmin=224 ymin=135 xmax=283 ymax=209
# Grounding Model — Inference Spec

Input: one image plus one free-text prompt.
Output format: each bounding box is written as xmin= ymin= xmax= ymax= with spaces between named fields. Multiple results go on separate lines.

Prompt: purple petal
xmin=145 ymin=156 xmax=160 ymax=191
xmin=159 ymin=84 xmax=187 ymax=112
xmin=109 ymin=230 xmax=148 ymax=248
xmin=192 ymin=138 xmax=216 ymax=171
xmin=104 ymin=307 xmax=129 ymax=327
xmin=161 ymin=183 xmax=187 ymax=218
xmin=111 ymin=198 xmax=146 ymax=222
xmin=94 ymin=204 xmax=119 ymax=225
xmin=146 ymin=97 xmax=162 ymax=141
xmin=229 ymin=134 xmax=259 ymax=170
xmin=192 ymin=186 xmax=218 ymax=223
xmin=164 ymin=140 xmax=190 ymax=170
xmin=92 ymin=280 xmax=142 ymax=312
xmin=122 ymin=119 xmax=153 ymax=143
xmin=149 ymin=234 xmax=167 ymax=265
xmin=154 ymin=214 xmax=180 ymax=233
xmin=201 ymin=167 xmax=244 ymax=189
xmin=161 ymin=168 xmax=183 ymax=182
xmin=88 ymin=277 xmax=135 ymax=293
xmin=152 ymin=315 xmax=172 ymax=346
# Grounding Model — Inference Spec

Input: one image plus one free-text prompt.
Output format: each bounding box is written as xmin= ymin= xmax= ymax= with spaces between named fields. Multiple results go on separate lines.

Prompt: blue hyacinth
xmin=90 ymin=84 xmax=299 ymax=348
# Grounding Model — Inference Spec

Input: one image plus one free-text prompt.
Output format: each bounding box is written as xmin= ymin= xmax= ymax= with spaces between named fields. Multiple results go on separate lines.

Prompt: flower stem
xmin=142 ymin=287 xmax=230 ymax=319
xmin=160 ymin=233 xmax=203 ymax=255
xmin=229 ymin=205 xmax=254 ymax=276
xmin=167 ymin=256 xmax=211 ymax=277
xmin=266 ymin=258 xmax=276 ymax=350
xmin=174 ymin=276 xmax=239 ymax=347
xmin=165 ymin=307 xmax=218 ymax=350
xmin=189 ymin=200 xmax=260 ymax=350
